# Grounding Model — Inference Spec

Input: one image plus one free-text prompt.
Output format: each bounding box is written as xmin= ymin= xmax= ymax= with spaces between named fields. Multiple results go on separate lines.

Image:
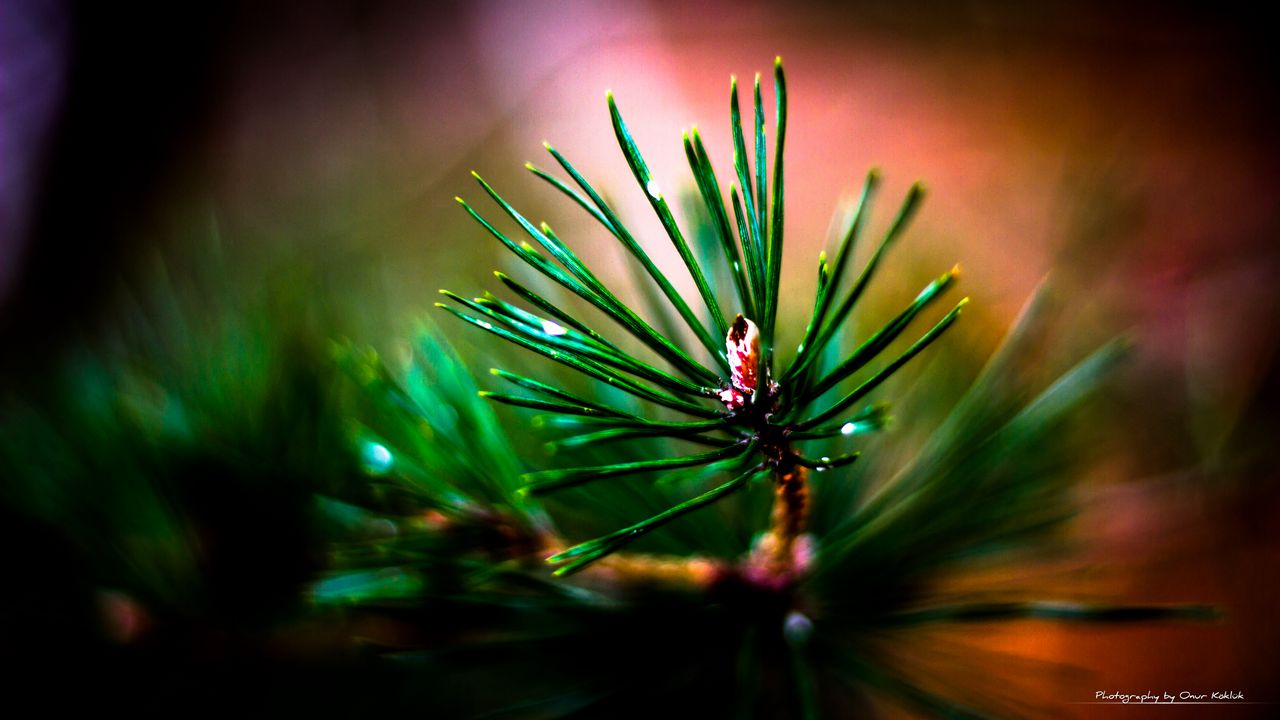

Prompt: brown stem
xmin=757 ymin=463 xmax=810 ymax=579
xmin=590 ymin=552 xmax=726 ymax=590
xmin=535 ymin=534 xmax=728 ymax=591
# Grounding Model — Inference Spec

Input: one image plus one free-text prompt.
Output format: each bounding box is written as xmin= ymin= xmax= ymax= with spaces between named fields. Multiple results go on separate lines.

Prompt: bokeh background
xmin=3 ymin=0 xmax=1278 ymax=716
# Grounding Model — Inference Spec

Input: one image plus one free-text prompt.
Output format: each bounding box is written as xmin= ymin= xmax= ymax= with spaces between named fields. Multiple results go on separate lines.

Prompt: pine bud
xmin=720 ymin=314 xmax=761 ymax=411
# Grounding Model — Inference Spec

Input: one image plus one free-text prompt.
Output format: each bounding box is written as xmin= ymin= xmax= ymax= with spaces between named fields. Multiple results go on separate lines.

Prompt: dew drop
xmin=784 ymin=610 xmax=813 ymax=644
xmin=840 ymin=422 xmax=856 ymax=435
xmin=362 ymin=441 xmax=393 ymax=475
xmin=541 ymin=319 xmax=567 ymax=336
xmin=645 ymin=179 xmax=662 ymax=199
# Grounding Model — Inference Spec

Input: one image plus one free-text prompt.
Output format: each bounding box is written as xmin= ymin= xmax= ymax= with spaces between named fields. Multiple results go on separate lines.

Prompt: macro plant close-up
xmin=4 ymin=2 xmax=1278 ymax=718
xmin=361 ymin=57 xmax=1212 ymax=716
xmin=442 ymin=58 xmax=967 ymax=580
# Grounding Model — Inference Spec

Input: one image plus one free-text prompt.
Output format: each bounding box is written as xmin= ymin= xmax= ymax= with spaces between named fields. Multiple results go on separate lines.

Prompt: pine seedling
xmin=349 ymin=60 xmax=1216 ymax=716
xmin=442 ymin=58 xmax=963 ymax=577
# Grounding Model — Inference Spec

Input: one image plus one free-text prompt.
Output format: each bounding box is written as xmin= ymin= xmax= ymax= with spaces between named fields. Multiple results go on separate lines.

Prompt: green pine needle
xmin=684 ymin=126 xmax=757 ymax=321
xmin=786 ymin=181 xmax=926 ymax=384
xmin=608 ymin=92 xmax=729 ymax=346
xmin=798 ymin=299 xmax=968 ymax=429
xmin=800 ymin=266 xmax=960 ymax=404
xmin=521 ymin=442 xmax=752 ymax=496
xmin=546 ymin=464 xmax=767 ymax=575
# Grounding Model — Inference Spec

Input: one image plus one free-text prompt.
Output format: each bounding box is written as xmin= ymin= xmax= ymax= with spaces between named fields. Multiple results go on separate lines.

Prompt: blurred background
xmin=2 ymin=0 xmax=1278 ymax=716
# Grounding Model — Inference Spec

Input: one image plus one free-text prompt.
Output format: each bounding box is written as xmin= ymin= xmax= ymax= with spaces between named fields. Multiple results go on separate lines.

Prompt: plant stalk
xmin=752 ymin=462 xmax=810 ymax=581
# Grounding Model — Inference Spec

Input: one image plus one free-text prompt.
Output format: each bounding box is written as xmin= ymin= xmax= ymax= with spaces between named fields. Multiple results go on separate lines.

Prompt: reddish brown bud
xmin=721 ymin=314 xmax=761 ymax=411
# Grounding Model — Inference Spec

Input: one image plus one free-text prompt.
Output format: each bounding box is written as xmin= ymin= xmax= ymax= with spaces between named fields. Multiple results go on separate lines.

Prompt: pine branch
xmin=442 ymin=57 xmax=968 ymax=576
